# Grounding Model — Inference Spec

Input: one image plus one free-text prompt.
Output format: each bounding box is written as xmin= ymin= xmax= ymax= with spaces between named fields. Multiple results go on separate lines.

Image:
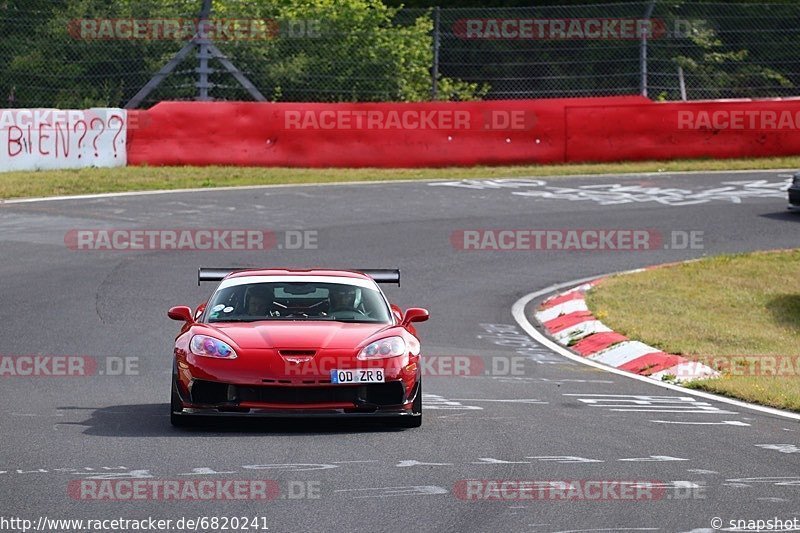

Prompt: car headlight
xmin=190 ymin=335 xmax=237 ymax=359
xmin=358 ymin=336 xmax=406 ymax=360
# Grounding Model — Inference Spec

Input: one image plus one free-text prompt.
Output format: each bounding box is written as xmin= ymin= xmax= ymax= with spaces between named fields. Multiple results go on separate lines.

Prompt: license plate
xmin=330 ymin=369 xmax=385 ymax=384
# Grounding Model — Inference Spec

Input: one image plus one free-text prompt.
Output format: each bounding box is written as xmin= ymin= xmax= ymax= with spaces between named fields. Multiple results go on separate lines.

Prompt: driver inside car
xmin=328 ymin=285 xmax=360 ymax=314
xmin=244 ymin=285 xmax=273 ymax=317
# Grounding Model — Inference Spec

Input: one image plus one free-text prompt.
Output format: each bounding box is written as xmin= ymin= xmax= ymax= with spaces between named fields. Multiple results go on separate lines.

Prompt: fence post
xmin=196 ymin=0 xmax=213 ymax=101
xmin=125 ymin=0 xmax=264 ymax=108
xmin=431 ymin=6 xmax=441 ymax=100
xmin=640 ymin=0 xmax=656 ymax=97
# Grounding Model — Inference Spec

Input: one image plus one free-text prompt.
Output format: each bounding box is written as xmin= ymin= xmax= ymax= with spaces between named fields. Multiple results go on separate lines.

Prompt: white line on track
xmin=651 ymin=420 xmax=750 ymax=426
xmin=0 ymin=179 xmax=438 ymax=204
xmin=450 ymin=398 xmax=548 ymax=404
xmin=1 ymin=167 xmax=793 ymax=205
xmin=511 ymin=276 xmax=800 ymax=422
xmin=547 ymin=529 xmax=660 ymax=533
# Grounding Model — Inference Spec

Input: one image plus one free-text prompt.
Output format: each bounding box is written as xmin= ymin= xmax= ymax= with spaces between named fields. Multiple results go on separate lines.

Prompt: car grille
xmin=190 ymin=380 xmax=405 ymax=407
xmin=278 ymin=350 xmax=317 ymax=357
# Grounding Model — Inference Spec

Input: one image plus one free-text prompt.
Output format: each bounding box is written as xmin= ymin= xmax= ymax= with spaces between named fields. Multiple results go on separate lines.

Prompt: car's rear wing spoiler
xmin=197 ymin=268 xmax=400 ymax=286
xmin=361 ymin=269 xmax=401 ymax=286
xmin=198 ymin=268 xmax=244 ymax=285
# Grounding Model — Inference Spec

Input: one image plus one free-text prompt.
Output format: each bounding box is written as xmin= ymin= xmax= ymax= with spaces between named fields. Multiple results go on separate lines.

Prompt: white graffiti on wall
xmin=430 ymin=178 xmax=791 ymax=206
xmin=0 ymin=108 xmax=127 ymax=172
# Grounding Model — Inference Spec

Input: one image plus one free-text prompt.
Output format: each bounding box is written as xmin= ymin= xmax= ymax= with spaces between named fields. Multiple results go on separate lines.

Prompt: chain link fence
xmin=2 ymin=1 xmax=799 ymax=108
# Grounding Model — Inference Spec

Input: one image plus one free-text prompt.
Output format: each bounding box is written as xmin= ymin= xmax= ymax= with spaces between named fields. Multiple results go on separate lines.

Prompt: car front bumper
xmin=176 ymin=407 xmax=418 ymax=419
xmin=173 ymin=377 xmax=420 ymax=419
xmin=788 ymin=186 xmax=800 ymax=209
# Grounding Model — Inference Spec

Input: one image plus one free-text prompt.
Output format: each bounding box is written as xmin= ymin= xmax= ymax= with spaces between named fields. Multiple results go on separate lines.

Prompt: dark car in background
xmin=789 ymin=172 xmax=800 ymax=210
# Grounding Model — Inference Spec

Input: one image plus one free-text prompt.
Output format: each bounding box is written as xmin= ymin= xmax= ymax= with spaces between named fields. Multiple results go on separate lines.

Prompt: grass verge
xmin=586 ymin=250 xmax=800 ymax=412
xmin=1 ymin=155 xmax=800 ymax=200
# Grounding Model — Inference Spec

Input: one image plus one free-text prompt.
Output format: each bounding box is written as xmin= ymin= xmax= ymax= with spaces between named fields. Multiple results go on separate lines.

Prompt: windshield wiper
xmin=207 ymin=318 xmax=260 ymax=323
xmin=329 ymin=319 xmax=384 ymax=323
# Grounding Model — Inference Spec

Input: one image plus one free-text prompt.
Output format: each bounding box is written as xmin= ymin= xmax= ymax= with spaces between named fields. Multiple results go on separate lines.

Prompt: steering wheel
xmin=278 ymin=311 xmax=310 ymax=318
xmin=329 ymin=309 xmax=370 ymax=320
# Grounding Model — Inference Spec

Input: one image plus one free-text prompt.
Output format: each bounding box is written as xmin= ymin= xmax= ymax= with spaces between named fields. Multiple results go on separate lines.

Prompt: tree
xmin=1 ymin=0 xmax=486 ymax=108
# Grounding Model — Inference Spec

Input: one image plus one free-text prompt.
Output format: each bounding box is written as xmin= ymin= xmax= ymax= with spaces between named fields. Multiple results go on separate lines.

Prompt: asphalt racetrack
xmin=1 ymin=170 xmax=799 ymax=533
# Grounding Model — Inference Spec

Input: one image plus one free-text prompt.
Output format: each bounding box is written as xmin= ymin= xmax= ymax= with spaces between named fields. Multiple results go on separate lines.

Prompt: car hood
xmin=209 ymin=321 xmax=392 ymax=350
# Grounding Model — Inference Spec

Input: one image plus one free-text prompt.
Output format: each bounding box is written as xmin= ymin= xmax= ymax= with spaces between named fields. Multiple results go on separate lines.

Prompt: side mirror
xmin=402 ymin=307 xmax=429 ymax=326
xmin=168 ymin=306 xmax=194 ymax=322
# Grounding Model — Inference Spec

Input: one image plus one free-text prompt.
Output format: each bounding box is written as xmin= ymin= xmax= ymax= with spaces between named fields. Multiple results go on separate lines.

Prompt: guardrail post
xmin=196 ymin=0 xmax=213 ymax=101
xmin=640 ymin=0 xmax=656 ymax=97
xmin=431 ymin=6 xmax=441 ymax=100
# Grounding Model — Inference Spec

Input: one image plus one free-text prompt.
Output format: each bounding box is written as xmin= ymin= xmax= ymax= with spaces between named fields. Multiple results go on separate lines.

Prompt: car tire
xmin=397 ymin=380 xmax=422 ymax=428
xmin=170 ymin=378 xmax=191 ymax=428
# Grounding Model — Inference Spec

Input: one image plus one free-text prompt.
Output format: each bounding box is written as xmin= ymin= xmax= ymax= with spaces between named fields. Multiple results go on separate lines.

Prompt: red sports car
xmin=168 ymin=268 xmax=429 ymax=428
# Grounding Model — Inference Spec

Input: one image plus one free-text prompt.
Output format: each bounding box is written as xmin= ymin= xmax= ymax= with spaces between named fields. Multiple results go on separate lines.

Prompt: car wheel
xmin=396 ymin=380 xmax=422 ymax=428
xmin=170 ymin=377 xmax=191 ymax=427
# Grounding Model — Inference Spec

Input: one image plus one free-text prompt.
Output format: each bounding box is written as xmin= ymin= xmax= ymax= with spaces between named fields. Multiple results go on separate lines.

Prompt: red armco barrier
xmin=126 ymin=97 xmax=646 ymax=168
xmin=126 ymin=97 xmax=800 ymax=168
xmin=565 ymin=98 xmax=800 ymax=162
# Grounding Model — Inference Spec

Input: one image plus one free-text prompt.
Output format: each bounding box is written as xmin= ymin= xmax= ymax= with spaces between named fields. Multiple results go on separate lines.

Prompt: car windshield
xmin=205 ymin=281 xmax=392 ymax=323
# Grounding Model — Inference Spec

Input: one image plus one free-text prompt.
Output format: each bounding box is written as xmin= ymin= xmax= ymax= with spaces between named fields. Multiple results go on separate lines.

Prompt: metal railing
xmin=1 ymin=1 xmax=798 ymax=108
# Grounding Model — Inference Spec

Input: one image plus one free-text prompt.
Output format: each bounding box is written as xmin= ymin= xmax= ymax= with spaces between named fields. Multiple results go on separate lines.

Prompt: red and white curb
xmin=516 ymin=276 xmax=800 ymax=422
xmin=535 ymin=280 xmax=718 ymax=382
